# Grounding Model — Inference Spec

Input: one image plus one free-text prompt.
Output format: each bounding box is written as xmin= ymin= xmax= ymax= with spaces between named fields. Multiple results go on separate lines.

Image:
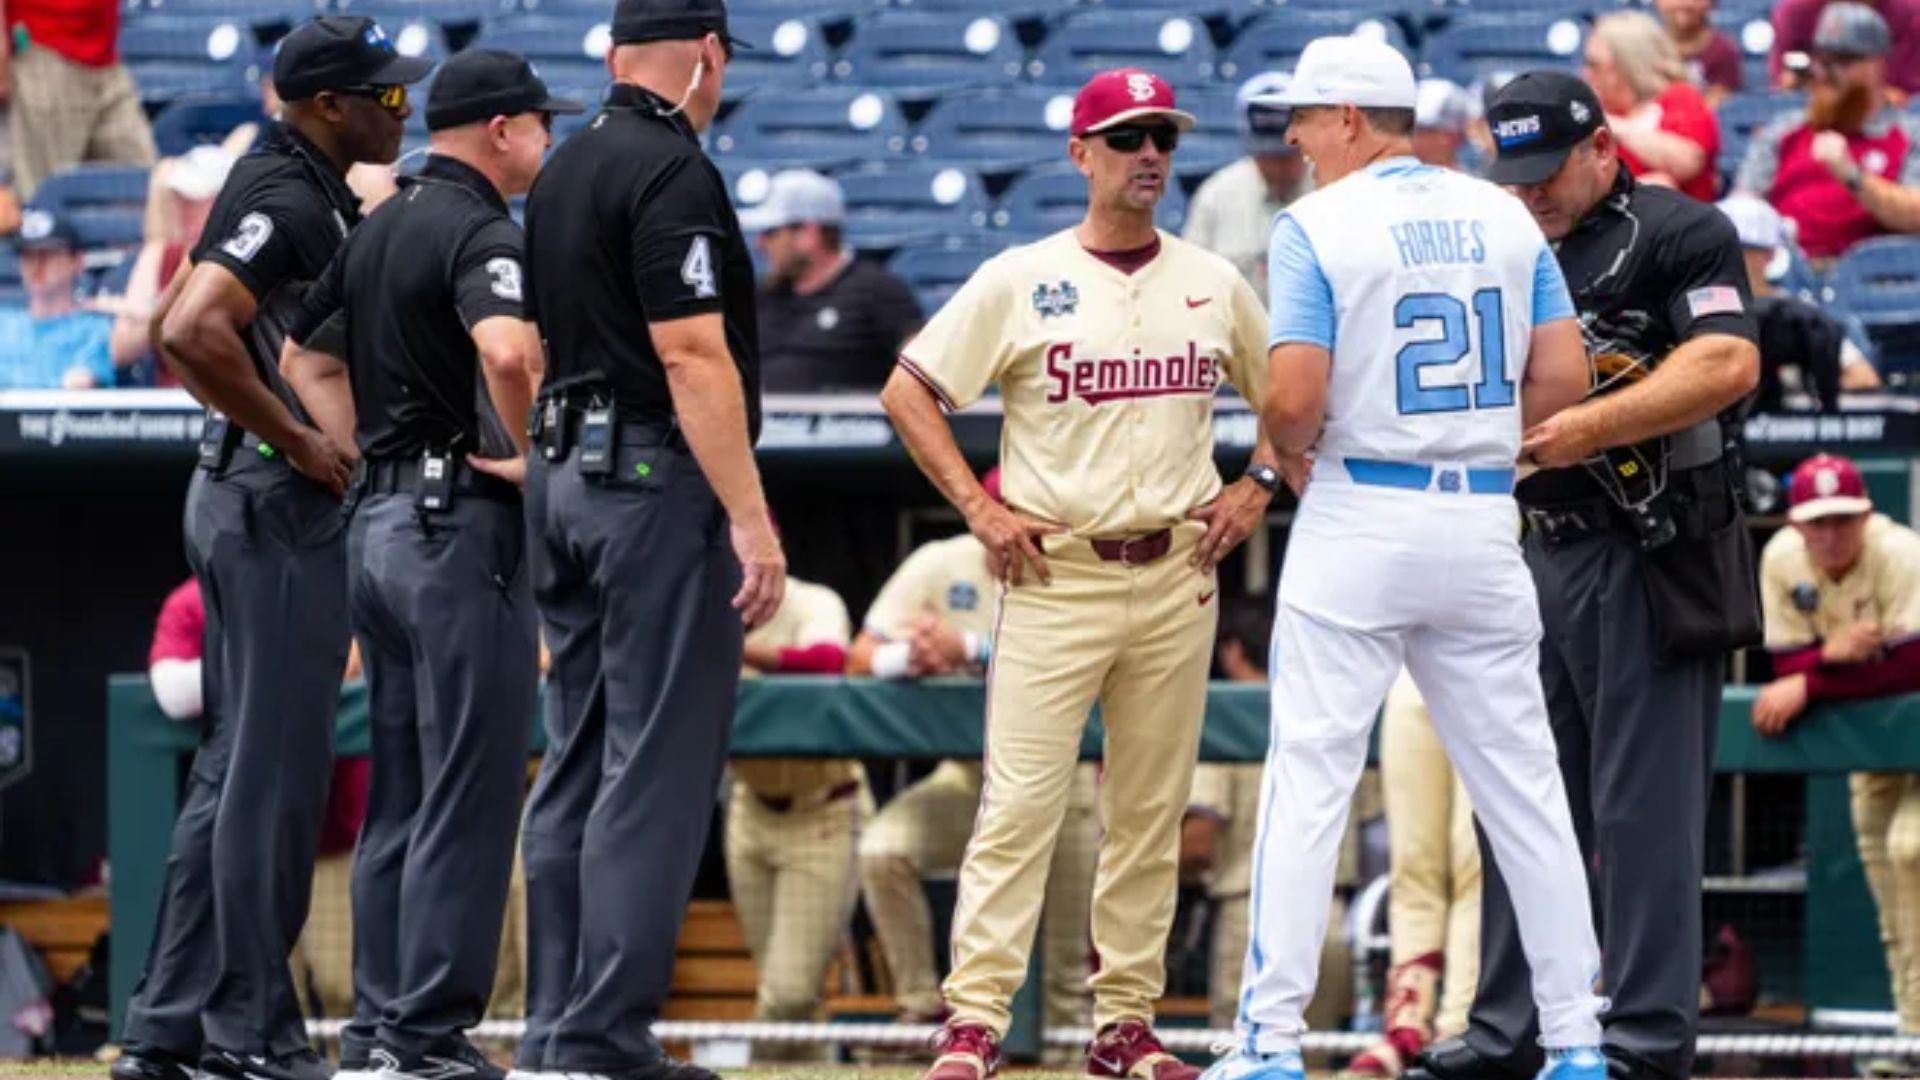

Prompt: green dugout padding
xmin=107 ymin=675 xmax=1920 ymax=1035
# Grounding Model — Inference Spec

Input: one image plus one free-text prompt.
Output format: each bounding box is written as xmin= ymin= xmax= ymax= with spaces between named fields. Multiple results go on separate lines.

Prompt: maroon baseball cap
xmin=1788 ymin=454 xmax=1874 ymax=522
xmin=1071 ymin=68 xmax=1196 ymax=137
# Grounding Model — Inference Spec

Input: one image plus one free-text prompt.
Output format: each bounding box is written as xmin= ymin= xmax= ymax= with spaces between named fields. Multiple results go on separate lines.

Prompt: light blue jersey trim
xmin=1533 ymin=246 xmax=1575 ymax=326
xmin=1267 ymin=215 xmax=1334 ymax=350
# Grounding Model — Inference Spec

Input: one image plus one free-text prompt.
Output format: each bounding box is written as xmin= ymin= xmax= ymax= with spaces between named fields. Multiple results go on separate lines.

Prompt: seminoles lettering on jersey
xmin=898 ymin=229 xmax=1269 ymax=536
xmin=1044 ymin=342 xmax=1222 ymax=406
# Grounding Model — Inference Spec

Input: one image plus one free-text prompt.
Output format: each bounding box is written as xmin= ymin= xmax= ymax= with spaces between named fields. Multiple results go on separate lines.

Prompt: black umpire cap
xmin=274 ymin=16 xmax=435 ymax=101
xmin=426 ymin=49 xmax=585 ymax=132
xmin=611 ymin=0 xmax=752 ymax=51
xmin=1482 ymin=70 xmax=1605 ymax=186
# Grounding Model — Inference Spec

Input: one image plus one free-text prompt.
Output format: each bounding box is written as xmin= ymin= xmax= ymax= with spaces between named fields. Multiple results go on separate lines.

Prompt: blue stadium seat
xmin=33 ymin=166 xmax=153 ymax=251
xmin=150 ymin=96 xmax=261 ymax=156
xmin=888 ymin=234 xmax=1014 ymax=314
xmin=1170 ymin=83 xmax=1241 ymax=180
xmin=136 ymin=0 xmax=316 ymax=17
xmin=835 ymin=163 xmax=990 ymax=249
xmin=1029 ymin=11 xmax=1218 ymax=87
xmin=994 ymin=162 xmax=1189 ymax=235
xmin=835 ymin=12 xmax=1025 ymax=95
xmin=120 ymin=15 xmax=256 ymax=103
xmin=332 ymin=0 xmax=507 ymax=25
xmin=1826 ymin=237 xmax=1920 ymax=383
xmin=1420 ymin=14 xmax=1586 ymax=86
xmin=727 ymin=14 xmax=833 ymax=86
xmin=1716 ymin=90 xmax=1802 ymax=184
xmin=1217 ymin=11 xmax=1410 ymax=83
xmin=710 ymin=87 xmax=910 ymax=169
xmin=474 ymin=15 xmax=611 ymax=99
xmin=915 ymin=86 xmax=1075 ymax=173
xmin=1432 ymin=0 xmax=1591 ymax=16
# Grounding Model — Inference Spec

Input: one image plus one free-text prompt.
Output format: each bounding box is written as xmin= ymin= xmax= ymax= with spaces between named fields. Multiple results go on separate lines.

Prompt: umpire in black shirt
xmin=516 ymin=0 xmax=785 ymax=1075
xmin=117 ymin=18 xmax=427 ymax=1080
xmin=1409 ymin=72 xmax=1761 ymax=1080
xmin=281 ymin=48 xmax=578 ymax=1080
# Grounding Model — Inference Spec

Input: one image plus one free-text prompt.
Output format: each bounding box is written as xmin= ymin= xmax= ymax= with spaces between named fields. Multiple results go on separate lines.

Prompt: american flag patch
xmin=1686 ymin=285 xmax=1744 ymax=319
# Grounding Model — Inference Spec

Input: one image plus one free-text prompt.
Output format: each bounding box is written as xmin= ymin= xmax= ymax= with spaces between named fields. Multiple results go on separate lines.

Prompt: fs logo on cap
xmin=1570 ymin=100 xmax=1591 ymax=124
xmin=1126 ymin=72 xmax=1156 ymax=102
xmin=1494 ymin=115 xmax=1542 ymax=148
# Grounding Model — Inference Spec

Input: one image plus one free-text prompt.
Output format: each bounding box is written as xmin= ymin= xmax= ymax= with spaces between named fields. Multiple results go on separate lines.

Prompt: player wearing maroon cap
xmin=1754 ymin=454 xmax=1920 ymax=1059
xmin=880 ymin=67 xmax=1278 ymax=1080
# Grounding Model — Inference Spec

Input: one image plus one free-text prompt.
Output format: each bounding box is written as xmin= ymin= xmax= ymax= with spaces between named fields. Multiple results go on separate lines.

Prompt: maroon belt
xmin=1089 ymin=528 xmax=1173 ymax=566
xmin=755 ymin=779 xmax=860 ymax=814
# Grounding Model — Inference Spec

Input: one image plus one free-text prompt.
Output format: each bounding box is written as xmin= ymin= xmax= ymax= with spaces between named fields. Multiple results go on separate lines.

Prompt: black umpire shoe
xmin=1403 ymin=1038 xmax=1538 ymax=1080
xmin=1601 ymin=1046 xmax=1682 ymax=1080
xmin=110 ymin=1045 xmax=197 ymax=1080
xmin=372 ymin=1037 xmax=506 ymax=1080
xmin=197 ymin=1047 xmax=332 ymax=1080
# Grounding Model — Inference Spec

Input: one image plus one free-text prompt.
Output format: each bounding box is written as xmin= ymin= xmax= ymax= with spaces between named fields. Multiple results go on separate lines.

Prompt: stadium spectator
xmin=1181 ymin=598 xmax=1354 ymax=1035
xmin=851 ymin=470 xmax=1097 ymax=1057
xmin=1412 ymin=78 xmax=1475 ymax=170
xmin=727 ymin=574 xmax=868 ymax=1062
xmin=5 ymin=0 xmax=156 ymax=198
xmin=1344 ymin=672 xmax=1479 ymax=1079
xmin=1655 ymin=0 xmax=1744 ymax=101
xmin=740 ymin=169 xmax=922 ymax=394
xmin=1771 ymin=0 xmax=1920 ymax=93
xmin=1753 ymin=454 xmax=1920 ymax=1069
xmin=1720 ymin=192 xmax=1882 ymax=408
xmin=1585 ymin=10 xmax=1721 ymax=200
xmin=0 ymin=205 xmax=112 ymax=389
xmin=1739 ymin=2 xmax=1920 ymax=262
xmin=106 ymin=145 xmax=236 ymax=381
xmin=1184 ymin=71 xmax=1312 ymax=294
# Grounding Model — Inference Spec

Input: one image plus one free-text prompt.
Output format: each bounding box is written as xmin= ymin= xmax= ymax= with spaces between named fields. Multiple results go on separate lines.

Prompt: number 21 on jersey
xmin=1394 ymin=288 xmax=1515 ymax=415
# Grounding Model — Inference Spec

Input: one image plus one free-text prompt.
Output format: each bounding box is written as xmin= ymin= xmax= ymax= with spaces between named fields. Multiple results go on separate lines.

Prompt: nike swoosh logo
xmin=1185 ymin=296 xmax=1211 ymax=308
xmin=1091 ymin=1055 xmax=1125 ymax=1074
xmin=1199 ymin=590 xmax=1215 ymax=606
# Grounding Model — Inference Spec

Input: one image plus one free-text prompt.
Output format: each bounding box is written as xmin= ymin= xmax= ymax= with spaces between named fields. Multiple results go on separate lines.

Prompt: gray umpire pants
xmin=517 ymin=429 xmax=743 ymax=1073
xmin=340 ymin=491 xmax=537 ymax=1057
xmin=122 ymin=458 xmax=350 ymax=1058
xmin=1462 ymin=526 xmax=1721 ymax=1080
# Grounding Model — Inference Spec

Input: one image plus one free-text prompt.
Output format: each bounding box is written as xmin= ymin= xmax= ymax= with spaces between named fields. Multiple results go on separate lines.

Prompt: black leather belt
xmin=361 ymin=457 xmax=520 ymax=504
xmin=755 ymin=780 xmax=861 ymax=814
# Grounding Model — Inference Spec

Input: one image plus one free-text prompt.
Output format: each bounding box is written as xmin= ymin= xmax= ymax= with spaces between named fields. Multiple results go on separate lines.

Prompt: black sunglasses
xmin=336 ymin=84 xmax=408 ymax=112
xmin=1100 ymin=125 xmax=1179 ymax=153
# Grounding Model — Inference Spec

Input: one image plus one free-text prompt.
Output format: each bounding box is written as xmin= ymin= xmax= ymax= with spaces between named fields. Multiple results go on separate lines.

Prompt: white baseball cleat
xmin=1198 ymin=1046 xmax=1305 ymax=1080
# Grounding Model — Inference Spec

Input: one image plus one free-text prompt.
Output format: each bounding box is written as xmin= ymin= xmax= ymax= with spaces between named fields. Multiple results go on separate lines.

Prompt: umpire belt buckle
xmin=1091 ymin=528 xmax=1173 ymax=566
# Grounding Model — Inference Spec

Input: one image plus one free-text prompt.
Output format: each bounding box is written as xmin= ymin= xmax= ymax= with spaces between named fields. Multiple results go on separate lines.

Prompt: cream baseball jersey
xmin=737 ymin=577 xmax=859 ymax=799
xmin=863 ymin=533 xmax=998 ymax=642
xmin=1271 ymin=159 xmax=1574 ymax=471
xmin=899 ymin=230 xmax=1270 ymax=537
xmin=1761 ymin=515 xmax=1920 ymax=647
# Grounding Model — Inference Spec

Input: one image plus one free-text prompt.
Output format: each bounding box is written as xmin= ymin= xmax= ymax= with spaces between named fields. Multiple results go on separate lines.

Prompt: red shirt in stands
xmin=10 ymin=0 xmax=122 ymax=68
xmin=1742 ymin=109 xmax=1920 ymax=258
xmin=1616 ymin=82 xmax=1721 ymax=202
xmin=1770 ymin=0 xmax=1920 ymax=93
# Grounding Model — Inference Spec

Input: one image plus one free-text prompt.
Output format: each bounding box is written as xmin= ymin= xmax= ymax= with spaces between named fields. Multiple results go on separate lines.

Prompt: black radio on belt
xmin=577 ymin=407 xmax=614 ymax=476
xmin=534 ymin=398 xmax=567 ymax=461
xmin=417 ymin=451 xmax=455 ymax=511
xmin=197 ymin=411 xmax=243 ymax=471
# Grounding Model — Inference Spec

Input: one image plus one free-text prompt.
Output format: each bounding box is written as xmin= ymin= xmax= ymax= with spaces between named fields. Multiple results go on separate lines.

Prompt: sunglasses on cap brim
xmin=1099 ymin=125 xmax=1179 ymax=153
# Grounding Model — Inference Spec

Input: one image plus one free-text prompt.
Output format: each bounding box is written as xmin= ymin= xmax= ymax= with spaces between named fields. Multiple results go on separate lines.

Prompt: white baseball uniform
xmin=1232 ymin=158 xmax=1604 ymax=1053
